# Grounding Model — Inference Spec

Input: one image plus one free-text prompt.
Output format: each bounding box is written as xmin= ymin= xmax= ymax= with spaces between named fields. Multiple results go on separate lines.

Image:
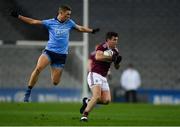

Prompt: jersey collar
xmin=55 ymin=17 xmax=68 ymax=24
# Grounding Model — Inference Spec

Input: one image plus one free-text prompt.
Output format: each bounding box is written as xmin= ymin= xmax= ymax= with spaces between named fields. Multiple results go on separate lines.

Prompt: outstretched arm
xmin=18 ymin=15 xmax=42 ymax=25
xmin=11 ymin=10 xmax=42 ymax=25
xmin=75 ymin=24 xmax=99 ymax=34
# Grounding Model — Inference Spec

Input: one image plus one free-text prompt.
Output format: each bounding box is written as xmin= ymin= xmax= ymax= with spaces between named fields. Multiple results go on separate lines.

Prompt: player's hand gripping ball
xmin=103 ymin=49 xmax=113 ymax=56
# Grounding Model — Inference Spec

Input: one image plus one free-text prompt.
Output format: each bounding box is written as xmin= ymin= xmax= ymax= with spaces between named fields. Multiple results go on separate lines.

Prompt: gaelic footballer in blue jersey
xmin=11 ymin=5 xmax=100 ymax=102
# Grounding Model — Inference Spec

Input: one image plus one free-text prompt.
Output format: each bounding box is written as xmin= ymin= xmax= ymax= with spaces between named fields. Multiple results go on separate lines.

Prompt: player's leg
xmin=80 ymin=97 xmax=90 ymax=114
xmin=47 ymin=50 xmax=66 ymax=86
xmin=24 ymin=54 xmax=50 ymax=102
xmin=29 ymin=54 xmax=50 ymax=87
xmin=80 ymin=85 xmax=101 ymax=121
xmin=81 ymin=89 xmax=111 ymax=109
xmin=80 ymin=72 xmax=100 ymax=114
xmin=80 ymin=84 xmax=111 ymax=114
xmin=80 ymin=89 xmax=111 ymax=122
xmin=80 ymin=72 xmax=105 ymax=121
xmin=50 ymin=67 xmax=63 ymax=85
xmin=98 ymin=90 xmax=111 ymax=104
xmin=98 ymin=79 xmax=111 ymax=104
xmin=84 ymin=85 xmax=101 ymax=112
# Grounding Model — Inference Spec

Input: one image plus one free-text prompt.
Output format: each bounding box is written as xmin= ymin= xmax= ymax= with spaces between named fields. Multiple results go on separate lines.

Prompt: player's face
xmin=108 ymin=36 xmax=118 ymax=48
xmin=59 ymin=10 xmax=71 ymax=21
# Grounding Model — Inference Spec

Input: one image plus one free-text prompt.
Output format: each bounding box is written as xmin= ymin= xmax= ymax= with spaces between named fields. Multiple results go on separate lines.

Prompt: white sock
xmin=85 ymin=98 xmax=90 ymax=104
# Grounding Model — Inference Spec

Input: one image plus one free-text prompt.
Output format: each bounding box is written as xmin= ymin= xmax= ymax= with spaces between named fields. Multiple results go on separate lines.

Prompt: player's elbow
xmin=76 ymin=26 xmax=84 ymax=32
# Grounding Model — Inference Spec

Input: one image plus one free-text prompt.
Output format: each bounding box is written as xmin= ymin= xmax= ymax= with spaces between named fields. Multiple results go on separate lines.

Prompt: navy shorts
xmin=43 ymin=49 xmax=67 ymax=68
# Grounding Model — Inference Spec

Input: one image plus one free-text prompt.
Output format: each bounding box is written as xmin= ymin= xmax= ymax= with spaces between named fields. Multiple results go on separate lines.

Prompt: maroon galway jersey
xmin=91 ymin=42 xmax=119 ymax=77
xmin=89 ymin=50 xmax=96 ymax=61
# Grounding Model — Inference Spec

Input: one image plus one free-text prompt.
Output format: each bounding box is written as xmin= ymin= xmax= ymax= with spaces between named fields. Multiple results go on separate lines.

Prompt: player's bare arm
xmin=11 ymin=10 xmax=42 ymax=25
xmin=95 ymin=50 xmax=112 ymax=62
xmin=75 ymin=24 xmax=99 ymax=34
xmin=18 ymin=15 xmax=42 ymax=25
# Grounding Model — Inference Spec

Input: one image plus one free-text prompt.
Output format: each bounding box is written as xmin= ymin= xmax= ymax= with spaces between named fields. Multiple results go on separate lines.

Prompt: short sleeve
xmin=96 ymin=45 xmax=104 ymax=52
xmin=69 ymin=19 xmax=76 ymax=29
xmin=42 ymin=19 xmax=52 ymax=28
xmin=89 ymin=51 xmax=96 ymax=60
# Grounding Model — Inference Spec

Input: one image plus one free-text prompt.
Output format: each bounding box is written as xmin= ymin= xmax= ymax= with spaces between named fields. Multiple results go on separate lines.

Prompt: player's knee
xmin=104 ymin=99 xmax=111 ymax=104
xmin=35 ymin=66 xmax=44 ymax=73
xmin=52 ymin=81 xmax=59 ymax=86
xmin=103 ymin=99 xmax=111 ymax=105
xmin=52 ymin=78 xmax=60 ymax=86
xmin=34 ymin=68 xmax=41 ymax=74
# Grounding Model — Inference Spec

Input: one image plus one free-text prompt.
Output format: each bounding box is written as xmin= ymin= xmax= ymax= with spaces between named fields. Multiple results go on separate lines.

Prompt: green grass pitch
xmin=0 ymin=102 xmax=180 ymax=126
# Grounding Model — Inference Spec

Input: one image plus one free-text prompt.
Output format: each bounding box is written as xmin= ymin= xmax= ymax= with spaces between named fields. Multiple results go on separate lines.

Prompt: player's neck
xmin=106 ymin=42 xmax=116 ymax=49
xmin=57 ymin=16 xmax=65 ymax=23
xmin=106 ymin=42 xmax=113 ymax=49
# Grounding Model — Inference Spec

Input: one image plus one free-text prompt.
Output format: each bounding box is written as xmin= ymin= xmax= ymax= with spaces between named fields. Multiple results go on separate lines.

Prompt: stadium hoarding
xmin=113 ymin=88 xmax=180 ymax=104
xmin=139 ymin=89 xmax=180 ymax=105
xmin=1 ymin=88 xmax=180 ymax=104
xmin=0 ymin=88 xmax=81 ymax=102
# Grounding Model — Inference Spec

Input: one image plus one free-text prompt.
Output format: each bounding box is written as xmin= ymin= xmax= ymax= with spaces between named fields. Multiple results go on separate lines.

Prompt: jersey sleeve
xmin=96 ymin=45 xmax=105 ymax=52
xmin=69 ymin=19 xmax=76 ymax=29
xmin=89 ymin=51 xmax=95 ymax=60
xmin=42 ymin=19 xmax=52 ymax=29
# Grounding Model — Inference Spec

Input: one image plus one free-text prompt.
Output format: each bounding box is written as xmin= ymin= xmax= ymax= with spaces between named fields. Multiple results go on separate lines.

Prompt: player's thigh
xmin=91 ymin=85 xmax=102 ymax=100
xmin=50 ymin=67 xmax=63 ymax=81
xmin=36 ymin=54 xmax=50 ymax=70
xmin=100 ymin=77 xmax=111 ymax=101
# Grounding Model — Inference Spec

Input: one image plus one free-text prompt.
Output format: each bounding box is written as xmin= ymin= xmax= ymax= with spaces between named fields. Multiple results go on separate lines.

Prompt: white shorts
xmin=87 ymin=72 xmax=110 ymax=91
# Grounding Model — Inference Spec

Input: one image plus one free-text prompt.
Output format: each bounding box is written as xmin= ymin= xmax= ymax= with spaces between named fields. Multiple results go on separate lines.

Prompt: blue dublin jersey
xmin=42 ymin=18 xmax=76 ymax=54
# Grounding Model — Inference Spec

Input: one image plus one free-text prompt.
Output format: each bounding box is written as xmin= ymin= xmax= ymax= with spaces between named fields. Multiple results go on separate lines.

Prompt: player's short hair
xmin=59 ymin=5 xmax=72 ymax=12
xmin=106 ymin=32 xmax=118 ymax=40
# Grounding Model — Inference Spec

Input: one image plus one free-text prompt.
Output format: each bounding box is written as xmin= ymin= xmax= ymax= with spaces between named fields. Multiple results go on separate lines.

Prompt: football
xmin=103 ymin=49 xmax=113 ymax=56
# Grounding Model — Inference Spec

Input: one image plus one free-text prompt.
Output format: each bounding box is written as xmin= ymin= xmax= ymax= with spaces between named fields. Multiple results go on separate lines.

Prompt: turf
xmin=0 ymin=102 xmax=180 ymax=126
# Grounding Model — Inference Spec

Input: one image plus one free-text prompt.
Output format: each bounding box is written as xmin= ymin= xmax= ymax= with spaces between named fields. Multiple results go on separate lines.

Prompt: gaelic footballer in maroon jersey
xmin=80 ymin=32 xmax=122 ymax=122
